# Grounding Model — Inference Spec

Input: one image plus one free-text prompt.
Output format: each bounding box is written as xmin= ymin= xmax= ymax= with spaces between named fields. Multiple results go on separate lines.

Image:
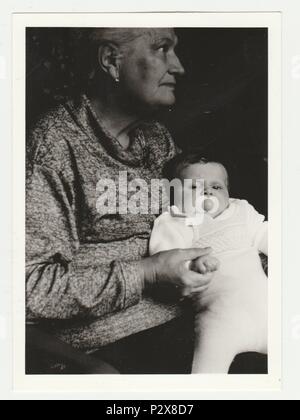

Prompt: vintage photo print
xmin=13 ymin=12 xmax=281 ymax=392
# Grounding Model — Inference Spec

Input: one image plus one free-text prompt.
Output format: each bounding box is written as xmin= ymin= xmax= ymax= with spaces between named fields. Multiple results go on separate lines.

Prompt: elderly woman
xmin=26 ymin=28 xmax=214 ymax=373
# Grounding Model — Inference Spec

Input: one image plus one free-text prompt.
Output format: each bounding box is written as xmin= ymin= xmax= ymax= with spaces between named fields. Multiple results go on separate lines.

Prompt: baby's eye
xmin=192 ymin=185 xmax=203 ymax=191
xmin=212 ymin=185 xmax=222 ymax=190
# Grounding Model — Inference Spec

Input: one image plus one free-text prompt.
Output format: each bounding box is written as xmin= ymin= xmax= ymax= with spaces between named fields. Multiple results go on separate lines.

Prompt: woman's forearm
xmin=26 ymin=257 xmax=144 ymax=320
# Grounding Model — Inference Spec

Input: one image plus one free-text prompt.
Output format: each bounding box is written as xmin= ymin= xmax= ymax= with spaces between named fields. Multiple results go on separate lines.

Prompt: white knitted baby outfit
xmin=149 ymin=198 xmax=268 ymax=373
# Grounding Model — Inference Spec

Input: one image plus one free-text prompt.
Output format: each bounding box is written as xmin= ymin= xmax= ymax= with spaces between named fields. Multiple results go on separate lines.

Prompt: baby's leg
xmin=192 ymin=322 xmax=238 ymax=374
xmin=192 ymin=308 xmax=245 ymax=374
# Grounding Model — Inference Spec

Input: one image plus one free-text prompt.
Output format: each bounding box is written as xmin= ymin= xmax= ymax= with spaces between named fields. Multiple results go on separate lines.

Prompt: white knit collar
xmin=168 ymin=199 xmax=237 ymax=226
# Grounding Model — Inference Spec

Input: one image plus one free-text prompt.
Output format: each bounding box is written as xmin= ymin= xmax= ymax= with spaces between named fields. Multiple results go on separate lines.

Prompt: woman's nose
xmin=169 ymin=53 xmax=185 ymax=76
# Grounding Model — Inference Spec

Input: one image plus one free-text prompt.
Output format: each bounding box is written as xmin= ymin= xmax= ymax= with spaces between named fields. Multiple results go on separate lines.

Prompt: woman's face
xmin=119 ymin=29 xmax=185 ymax=109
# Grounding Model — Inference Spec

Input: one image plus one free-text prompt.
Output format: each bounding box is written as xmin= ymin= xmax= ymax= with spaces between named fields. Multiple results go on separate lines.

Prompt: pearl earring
xmin=115 ymin=77 xmax=120 ymax=83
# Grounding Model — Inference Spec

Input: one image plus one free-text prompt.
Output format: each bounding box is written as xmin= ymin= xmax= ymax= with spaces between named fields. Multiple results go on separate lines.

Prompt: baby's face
xmin=178 ymin=162 xmax=230 ymax=218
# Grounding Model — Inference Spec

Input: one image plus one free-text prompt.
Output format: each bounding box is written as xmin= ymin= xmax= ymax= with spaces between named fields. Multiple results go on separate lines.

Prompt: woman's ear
xmin=97 ymin=42 xmax=122 ymax=81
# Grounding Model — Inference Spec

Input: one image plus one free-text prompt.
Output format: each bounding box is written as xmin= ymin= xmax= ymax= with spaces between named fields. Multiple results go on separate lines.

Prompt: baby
xmin=149 ymin=153 xmax=268 ymax=373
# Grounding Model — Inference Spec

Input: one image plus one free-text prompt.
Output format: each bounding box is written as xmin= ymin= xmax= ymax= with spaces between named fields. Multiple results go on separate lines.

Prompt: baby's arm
xmin=149 ymin=214 xmax=192 ymax=255
xmin=245 ymin=201 xmax=268 ymax=256
xmin=149 ymin=214 xmax=219 ymax=276
xmin=255 ymin=222 xmax=268 ymax=256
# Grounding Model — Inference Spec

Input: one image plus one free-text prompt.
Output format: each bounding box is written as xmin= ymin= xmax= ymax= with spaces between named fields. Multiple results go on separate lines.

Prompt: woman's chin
xmin=133 ymin=94 xmax=176 ymax=114
xmin=151 ymin=95 xmax=176 ymax=109
xmin=161 ymin=93 xmax=176 ymax=106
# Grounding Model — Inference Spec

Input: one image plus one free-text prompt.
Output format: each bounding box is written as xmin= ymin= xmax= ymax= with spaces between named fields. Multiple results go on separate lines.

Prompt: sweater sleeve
xmin=26 ymin=164 xmax=143 ymax=320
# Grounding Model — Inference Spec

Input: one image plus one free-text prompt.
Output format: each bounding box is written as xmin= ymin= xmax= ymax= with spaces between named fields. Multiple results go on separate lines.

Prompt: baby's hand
xmin=190 ymin=255 xmax=220 ymax=275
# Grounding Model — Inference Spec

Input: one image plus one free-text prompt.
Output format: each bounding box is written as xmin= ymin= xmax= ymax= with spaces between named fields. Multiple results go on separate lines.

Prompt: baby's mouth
xmin=203 ymin=198 xmax=215 ymax=212
xmin=198 ymin=196 xmax=220 ymax=215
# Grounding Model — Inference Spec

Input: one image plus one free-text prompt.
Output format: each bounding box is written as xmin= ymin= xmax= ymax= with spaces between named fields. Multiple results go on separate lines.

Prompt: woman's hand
xmin=140 ymin=248 xmax=216 ymax=298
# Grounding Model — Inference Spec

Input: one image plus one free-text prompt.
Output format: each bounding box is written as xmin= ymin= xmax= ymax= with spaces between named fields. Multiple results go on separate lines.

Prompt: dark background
xmin=26 ymin=28 xmax=268 ymax=216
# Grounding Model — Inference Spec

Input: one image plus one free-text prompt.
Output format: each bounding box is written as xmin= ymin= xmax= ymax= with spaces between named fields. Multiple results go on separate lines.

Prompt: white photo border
xmin=12 ymin=12 xmax=282 ymax=393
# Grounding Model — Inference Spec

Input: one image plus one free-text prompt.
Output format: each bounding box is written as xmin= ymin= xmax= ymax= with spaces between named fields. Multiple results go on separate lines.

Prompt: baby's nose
xmin=204 ymin=189 xmax=213 ymax=196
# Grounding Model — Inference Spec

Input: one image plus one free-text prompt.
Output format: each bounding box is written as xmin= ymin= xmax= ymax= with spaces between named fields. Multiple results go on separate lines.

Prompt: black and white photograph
xmin=0 ymin=0 xmax=299 ymax=402
xmin=24 ymin=24 xmax=270 ymax=376
xmin=10 ymin=11 xmax=282 ymax=393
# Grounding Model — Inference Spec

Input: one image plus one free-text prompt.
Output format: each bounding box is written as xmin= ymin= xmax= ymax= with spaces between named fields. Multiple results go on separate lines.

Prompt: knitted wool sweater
xmin=26 ymin=95 xmax=182 ymax=350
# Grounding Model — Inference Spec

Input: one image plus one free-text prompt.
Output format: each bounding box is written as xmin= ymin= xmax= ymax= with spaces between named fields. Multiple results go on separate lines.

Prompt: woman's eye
xmin=158 ymin=45 xmax=169 ymax=53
